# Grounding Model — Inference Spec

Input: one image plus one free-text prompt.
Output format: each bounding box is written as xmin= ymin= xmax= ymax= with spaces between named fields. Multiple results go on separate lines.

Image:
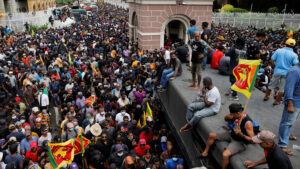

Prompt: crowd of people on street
xmin=0 ymin=1 xmax=300 ymax=169
xmin=0 ymin=3 xmax=186 ymax=169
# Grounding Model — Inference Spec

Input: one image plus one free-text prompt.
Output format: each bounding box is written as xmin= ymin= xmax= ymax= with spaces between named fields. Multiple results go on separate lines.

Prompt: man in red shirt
xmin=211 ymin=46 xmax=225 ymax=69
xmin=25 ymin=141 xmax=40 ymax=162
xmin=134 ymin=139 xmax=151 ymax=157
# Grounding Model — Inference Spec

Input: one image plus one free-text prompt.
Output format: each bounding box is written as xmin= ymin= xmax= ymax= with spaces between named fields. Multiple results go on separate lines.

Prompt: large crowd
xmin=0 ymin=2 xmax=299 ymax=169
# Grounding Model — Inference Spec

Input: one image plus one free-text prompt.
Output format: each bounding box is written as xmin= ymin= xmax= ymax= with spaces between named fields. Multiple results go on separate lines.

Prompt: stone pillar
xmin=0 ymin=0 xmax=5 ymax=13
xmin=6 ymin=0 xmax=17 ymax=13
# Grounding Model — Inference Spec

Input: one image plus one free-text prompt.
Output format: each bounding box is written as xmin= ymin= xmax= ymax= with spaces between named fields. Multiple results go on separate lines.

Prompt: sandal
xmin=289 ymin=135 xmax=297 ymax=141
xmin=281 ymin=148 xmax=294 ymax=156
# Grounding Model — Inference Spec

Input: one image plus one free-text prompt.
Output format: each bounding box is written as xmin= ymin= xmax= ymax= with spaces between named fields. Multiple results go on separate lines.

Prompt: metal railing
xmin=212 ymin=12 xmax=300 ymax=29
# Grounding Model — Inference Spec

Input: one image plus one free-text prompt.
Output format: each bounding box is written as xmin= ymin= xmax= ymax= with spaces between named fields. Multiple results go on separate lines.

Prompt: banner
xmin=231 ymin=59 xmax=261 ymax=99
xmin=48 ymin=139 xmax=75 ymax=169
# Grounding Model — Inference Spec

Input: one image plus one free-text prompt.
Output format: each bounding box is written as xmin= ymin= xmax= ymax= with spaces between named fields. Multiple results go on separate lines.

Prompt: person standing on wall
xmin=187 ymin=31 xmax=212 ymax=90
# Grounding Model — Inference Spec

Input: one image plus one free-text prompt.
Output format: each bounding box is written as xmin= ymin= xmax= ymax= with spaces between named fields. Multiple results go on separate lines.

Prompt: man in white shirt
xmin=96 ymin=107 xmax=106 ymax=123
xmin=115 ymin=107 xmax=131 ymax=125
xmin=180 ymin=77 xmax=221 ymax=132
xmin=38 ymin=89 xmax=49 ymax=111
xmin=164 ymin=48 xmax=170 ymax=66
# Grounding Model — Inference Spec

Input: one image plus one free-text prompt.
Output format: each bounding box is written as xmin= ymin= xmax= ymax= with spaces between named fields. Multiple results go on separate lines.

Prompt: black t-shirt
xmin=247 ymin=40 xmax=260 ymax=60
xmin=201 ymin=29 xmax=211 ymax=41
xmin=191 ymin=40 xmax=206 ymax=64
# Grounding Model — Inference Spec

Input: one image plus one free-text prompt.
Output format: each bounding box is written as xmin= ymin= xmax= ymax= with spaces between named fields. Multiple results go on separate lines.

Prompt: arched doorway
xmin=132 ymin=12 xmax=138 ymax=42
xmin=160 ymin=15 xmax=190 ymax=47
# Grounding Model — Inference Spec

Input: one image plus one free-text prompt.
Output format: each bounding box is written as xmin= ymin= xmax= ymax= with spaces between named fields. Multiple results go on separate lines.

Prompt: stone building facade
xmin=0 ymin=0 xmax=56 ymax=14
xmin=126 ymin=0 xmax=213 ymax=50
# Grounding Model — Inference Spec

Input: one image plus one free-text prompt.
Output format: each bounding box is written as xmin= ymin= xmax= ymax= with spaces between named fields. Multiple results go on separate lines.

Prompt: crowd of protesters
xmin=0 ymin=3 xmax=186 ymax=169
xmin=0 ymin=1 xmax=300 ymax=169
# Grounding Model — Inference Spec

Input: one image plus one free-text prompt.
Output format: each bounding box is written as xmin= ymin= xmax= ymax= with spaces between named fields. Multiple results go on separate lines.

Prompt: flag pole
xmin=239 ymin=98 xmax=249 ymax=128
xmin=80 ymin=135 xmax=85 ymax=169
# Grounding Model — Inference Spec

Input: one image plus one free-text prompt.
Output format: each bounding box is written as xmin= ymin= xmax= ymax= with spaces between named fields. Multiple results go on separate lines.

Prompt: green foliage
xmin=268 ymin=7 xmax=278 ymax=13
xmin=220 ymin=4 xmax=248 ymax=13
xmin=220 ymin=4 xmax=234 ymax=12
xmin=228 ymin=8 xmax=249 ymax=13
xmin=29 ymin=24 xmax=48 ymax=32
xmin=56 ymin=0 xmax=74 ymax=6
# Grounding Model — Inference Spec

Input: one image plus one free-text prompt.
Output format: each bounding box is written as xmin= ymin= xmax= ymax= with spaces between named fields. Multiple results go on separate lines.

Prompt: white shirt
xmin=96 ymin=113 xmax=105 ymax=123
xmin=205 ymin=86 xmax=221 ymax=113
xmin=164 ymin=50 xmax=170 ymax=64
xmin=65 ymin=83 xmax=74 ymax=91
xmin=115 ymin=112 xmax=131 ymax=123
xmin=117 ymin=97 xmax=130 ymax=107
xmin=38 ymin=93 xmax=49 ymax=107
xmin=38 ymin=133 xmax=52 ymax=146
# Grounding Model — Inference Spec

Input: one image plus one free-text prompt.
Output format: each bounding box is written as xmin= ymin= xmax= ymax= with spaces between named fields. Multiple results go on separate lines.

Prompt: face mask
xmin=172 ymin=157 xmax=178 ymax=161
xmin=132 ymin=88 xmax=136 ymax=92
xmin=75 ymin=126 xmax=79 ymax=131
xmin=91 ymin=95 xmax=95 ymax=97
xmin=69 ymin=128 xmax=74 ymax=131
xmin=121 ymin=112 xmax=125 ymax=115
xmin=20 ymin=119 xmax=25 ymax=124
xmin=117 ymin=152 xmax=123 ymax=157
xmin=12 ymin=116 xmax=16 ymax=119
xmin=101 ymin=112 xmax=105 ymax=115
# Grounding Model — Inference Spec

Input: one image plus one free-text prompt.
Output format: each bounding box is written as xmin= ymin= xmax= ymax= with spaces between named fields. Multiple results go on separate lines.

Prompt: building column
xmin=0 ymin=0 xmax=5 ymax=13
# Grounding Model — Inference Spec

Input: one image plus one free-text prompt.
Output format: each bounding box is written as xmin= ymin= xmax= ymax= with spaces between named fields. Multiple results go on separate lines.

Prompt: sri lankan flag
xmin=68 ymin=53 xmax=73 ymax=65
xmin=146 ymin=102 xmax=153 ymax=117
xmin=231 ymin=59 xmax=261 ymax=99
xmin=287 ymin=27 xmax=293 ymax=38
xmin=48 ymin=139 xmax=75 ymax=169
xmin=74 ymin=135 xmax=91 ymax=155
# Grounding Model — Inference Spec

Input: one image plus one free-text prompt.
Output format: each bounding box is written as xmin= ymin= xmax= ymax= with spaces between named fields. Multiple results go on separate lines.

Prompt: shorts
xmin=216 ymin=131 xmax=246 ymax=155
xmin=191 ymin=63 xmax=202 ymax=76
xmin=268 ymin=74 xmax=286 ymax=92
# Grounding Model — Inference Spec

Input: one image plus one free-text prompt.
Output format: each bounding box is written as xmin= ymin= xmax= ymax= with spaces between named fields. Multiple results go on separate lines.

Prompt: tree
xmin=268 ymin=7 xmax=278 ymax=13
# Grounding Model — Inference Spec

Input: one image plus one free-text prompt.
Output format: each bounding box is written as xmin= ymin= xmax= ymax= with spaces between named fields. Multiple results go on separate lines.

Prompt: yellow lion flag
xmin=48 ymin=139 xmax=75 ymax=169
xmin=231 ymin=59 xmax=261 ymax=99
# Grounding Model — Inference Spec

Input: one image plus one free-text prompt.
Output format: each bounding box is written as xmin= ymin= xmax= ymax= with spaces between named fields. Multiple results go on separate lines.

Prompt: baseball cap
xmin=286 ymin=38 xmax=296 ymax=47
xmin=30 ymin=141 xmax=37 ymax=149
xmin=252 ymin=130 xmax=276 ymax=144
xmin=8 ymin=124 xmax=16 ymax=130
xmin=9 ymin=136 xmax=17 ymax=142
xmin=161 ymin=136 xmax=167 ymax=143
xmin=116 ymin=144 xmax=123 ymax=152
xmin=139 ymin=139 xmax=146 ymax=145
xmin=32 ymin=107 xmax=39 ymax=112
xmin=15 ymin=97 xmax=21 ymax=102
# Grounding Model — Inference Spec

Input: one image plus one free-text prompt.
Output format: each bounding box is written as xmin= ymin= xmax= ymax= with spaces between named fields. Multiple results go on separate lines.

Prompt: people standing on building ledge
xmin=263 ymin=38 xmax=299 ymax=106
xmin=180 ymin=77 xmax=221 ymax=132
xmin=187 ymin=31 xmax=212 ymax=90
xmin=278 ymin=55 xmax=300 ymax=156
xmin=244 ymin=130 xmax=293 ymax=169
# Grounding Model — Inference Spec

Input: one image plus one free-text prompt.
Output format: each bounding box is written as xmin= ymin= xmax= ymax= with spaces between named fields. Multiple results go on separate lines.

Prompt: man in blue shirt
xmin=278 ymin=55 xmax=300 ymax=155
xmin=264 ymin=39 xmax=299 ymax=105
xmin=165 ymin=150 xmax=184 ymax=169
xmin=20 ymin=131 xmax=38 ymax=155
xmin=187 ymin=19 xmax=200 ymax=45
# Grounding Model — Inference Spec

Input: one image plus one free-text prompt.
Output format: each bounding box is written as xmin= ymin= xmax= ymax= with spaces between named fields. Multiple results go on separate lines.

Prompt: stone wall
xmin=129 ymin=3 xmax=213 ymax=50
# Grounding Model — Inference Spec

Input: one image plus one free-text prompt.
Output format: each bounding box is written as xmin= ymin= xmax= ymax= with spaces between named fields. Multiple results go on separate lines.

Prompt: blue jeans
xmin=186 ymin=102 xmax=217 ymax=126
xmin=160 ymin=68 xmax=181 ymax=88
xmin=278 ymin=105 xmax=300 ymax=148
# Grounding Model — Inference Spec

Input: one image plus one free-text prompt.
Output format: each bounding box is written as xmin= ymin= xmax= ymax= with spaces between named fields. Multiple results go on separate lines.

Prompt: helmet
xmin=286 ymin=38 xmax=296 ymax=47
